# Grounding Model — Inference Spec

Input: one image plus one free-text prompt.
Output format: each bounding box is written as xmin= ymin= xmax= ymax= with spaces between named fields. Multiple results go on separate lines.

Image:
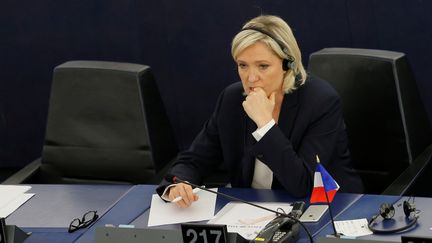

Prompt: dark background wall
xmin=1 ymin=0 xmax=431 ymax=168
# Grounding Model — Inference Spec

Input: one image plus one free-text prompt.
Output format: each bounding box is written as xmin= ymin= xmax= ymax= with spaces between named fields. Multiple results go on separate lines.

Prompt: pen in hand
xmin=171 ymin=187 xmax=202 ymax=203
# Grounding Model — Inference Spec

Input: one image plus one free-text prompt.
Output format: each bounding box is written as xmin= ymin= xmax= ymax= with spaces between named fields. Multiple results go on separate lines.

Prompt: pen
xmin=172 ymin=187 xmax=202 ymax=203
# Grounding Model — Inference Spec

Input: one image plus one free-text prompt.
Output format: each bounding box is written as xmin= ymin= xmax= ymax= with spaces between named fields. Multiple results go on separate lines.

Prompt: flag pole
xmin=324 ymin=184 xmax=339 ymax=236
xmin=316 ymin=155 xmax=340 ymax=237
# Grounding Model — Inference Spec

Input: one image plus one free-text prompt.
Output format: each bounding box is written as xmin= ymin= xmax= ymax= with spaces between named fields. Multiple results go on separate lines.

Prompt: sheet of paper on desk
xmin=148 ymin=188 xmax=218 ymax=227
xmin=334 ymin=218 xmax=373 ymax=237
xmin=0 ymin=185 xmax=34 ymax=217
xmin=208 ymin=202 xmax=293 ymax=240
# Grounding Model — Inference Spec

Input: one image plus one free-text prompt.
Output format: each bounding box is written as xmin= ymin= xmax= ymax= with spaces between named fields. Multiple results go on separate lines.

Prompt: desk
xmin=6 ymin=185 xmax=360 ymax=242
xmin=6 ymin=185 xmax=430 ymax=243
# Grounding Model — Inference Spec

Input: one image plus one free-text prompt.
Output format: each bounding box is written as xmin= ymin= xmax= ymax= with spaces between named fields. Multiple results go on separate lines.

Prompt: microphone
xmin=165 ymin=174 xmax=313 ymax=243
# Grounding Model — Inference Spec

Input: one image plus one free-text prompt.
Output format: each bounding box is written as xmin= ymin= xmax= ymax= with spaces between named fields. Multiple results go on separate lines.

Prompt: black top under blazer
xmin=158 ymin=75 xmax=363 ymax=197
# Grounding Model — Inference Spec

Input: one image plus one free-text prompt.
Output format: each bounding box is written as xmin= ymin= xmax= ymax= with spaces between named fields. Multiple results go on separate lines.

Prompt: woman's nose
xmin=248 ymin=70 xmax=259 ymax=82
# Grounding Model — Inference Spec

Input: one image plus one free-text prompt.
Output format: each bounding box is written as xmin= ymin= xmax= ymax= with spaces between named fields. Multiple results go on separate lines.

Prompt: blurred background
xmin=1 ymin=0 xmax=431 ymax=179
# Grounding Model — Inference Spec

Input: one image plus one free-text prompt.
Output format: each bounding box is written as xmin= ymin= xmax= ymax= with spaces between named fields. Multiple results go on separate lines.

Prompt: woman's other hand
xmin=167 ymin=182 xmax=199 ymax=208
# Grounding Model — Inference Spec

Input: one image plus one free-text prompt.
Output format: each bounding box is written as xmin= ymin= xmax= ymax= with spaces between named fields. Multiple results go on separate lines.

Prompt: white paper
xmin=148 ymin=188 xmax=218 ymax=227
xmin=0 ymin=185 xmax=32 ymax=217
xmin=0 ymin=185 xmax=31 ymax=206
xmin=208 ymin=202 xmax=293 ymax=240
xmin=0 ymin=193 xmax=34 ymax=217
xmin=334 ymin=218 xmax=373 ymax=237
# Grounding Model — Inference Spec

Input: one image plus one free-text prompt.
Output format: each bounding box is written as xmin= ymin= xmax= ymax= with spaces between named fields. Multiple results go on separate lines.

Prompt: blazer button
xmin=257 ymin=154 xmax=264 ymax=160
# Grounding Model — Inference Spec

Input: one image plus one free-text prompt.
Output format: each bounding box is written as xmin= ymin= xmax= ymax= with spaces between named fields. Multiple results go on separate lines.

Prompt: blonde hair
xmin=231 ymin=15 xmax=307 ymax=93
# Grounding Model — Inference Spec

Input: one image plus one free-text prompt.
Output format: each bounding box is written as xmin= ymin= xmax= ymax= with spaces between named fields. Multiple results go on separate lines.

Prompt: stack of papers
xmin=208 ymin=202 xmax=293 ymax=240
xmin=334 ymin=218 xmax=373 ymax=237
xmin=147 ymin=191 xmax=293 ymax=241
xmin=0 ymin=185 xmax=34 ymax=217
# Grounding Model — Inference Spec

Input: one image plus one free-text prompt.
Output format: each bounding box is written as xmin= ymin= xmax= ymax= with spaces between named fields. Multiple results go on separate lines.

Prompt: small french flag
xmin=310 ymin=157 xmax=339 ymax=204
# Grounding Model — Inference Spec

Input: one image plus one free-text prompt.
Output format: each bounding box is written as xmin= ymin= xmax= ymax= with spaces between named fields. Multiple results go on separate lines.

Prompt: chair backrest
xmin=37 ymin=61 xmax=177 ymax=184
xmin=308 ymin=48 xmax=432 ymax=194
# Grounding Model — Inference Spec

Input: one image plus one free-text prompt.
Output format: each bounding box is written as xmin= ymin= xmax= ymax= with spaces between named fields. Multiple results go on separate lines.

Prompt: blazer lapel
xmin=241 ymin=114 xmax=257 ymax=187
xmin=270 ymin=91 xmax=300 ymax=189
xmin=277 ymin=90 xmax=300 ymax=137
xmin=239 ymin=90 xmax=300 ymax=187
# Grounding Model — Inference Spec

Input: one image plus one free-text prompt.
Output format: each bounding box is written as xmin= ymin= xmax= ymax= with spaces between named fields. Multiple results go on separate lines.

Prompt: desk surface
xmin=128 ymin=187 xmax=362 ymax=243
xmin=7 ymin=184 xmax=132 ymax=228
xmin=74 ymin=185 xmax=156 ymax=243
xmin=5 ymin=185 xmax=432 ymax=243
xmin=6 ymin=184 xmax=132 ymax=243
xmin=317 ymin=194 xmax=432 ymax=242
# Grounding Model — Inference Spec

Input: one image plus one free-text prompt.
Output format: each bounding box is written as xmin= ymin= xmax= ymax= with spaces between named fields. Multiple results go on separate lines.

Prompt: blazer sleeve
xmin=156 ymin=89 xmax=225 ymax=195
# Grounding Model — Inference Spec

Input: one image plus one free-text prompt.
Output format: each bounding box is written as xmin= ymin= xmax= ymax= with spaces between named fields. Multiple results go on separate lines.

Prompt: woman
xmin=157 ymin=15 xmax=363 ymax=208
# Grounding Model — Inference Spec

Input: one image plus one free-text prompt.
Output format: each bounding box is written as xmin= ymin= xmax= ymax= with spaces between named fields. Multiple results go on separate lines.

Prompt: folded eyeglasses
xmin=68 ymin=210 xmax=99 ymax=233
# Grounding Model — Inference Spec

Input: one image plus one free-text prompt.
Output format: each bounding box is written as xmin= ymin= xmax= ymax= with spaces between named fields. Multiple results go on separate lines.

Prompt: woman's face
xmin=236 ymin=41 xmax=285 ymax=96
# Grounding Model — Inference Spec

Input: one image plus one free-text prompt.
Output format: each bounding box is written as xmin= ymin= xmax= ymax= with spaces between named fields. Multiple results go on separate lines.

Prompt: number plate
xmin=402 ymin=236 xmax=432 ymax=243
xmin=181 ymin=223 xmax=228 ymax=243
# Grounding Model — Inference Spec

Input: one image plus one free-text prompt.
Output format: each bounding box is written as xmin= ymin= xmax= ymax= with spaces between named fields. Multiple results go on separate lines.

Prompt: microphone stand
xmin=169 ymin=176 xmax=314 ymax=243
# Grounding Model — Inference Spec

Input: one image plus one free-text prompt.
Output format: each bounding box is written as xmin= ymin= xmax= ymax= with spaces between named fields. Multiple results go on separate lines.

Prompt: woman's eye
xmin=238 ymin=63 xmax=247 ymax=69
xmin=259 ymin=64 xmax=269 ymax=70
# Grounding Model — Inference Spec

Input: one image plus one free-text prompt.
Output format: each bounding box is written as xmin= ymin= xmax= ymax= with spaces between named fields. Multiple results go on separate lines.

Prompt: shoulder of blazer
xmin=224 ymin=82 xmax=243 ymax=94
xmin=219 ymin=82 xmax=244 ymax=104
xmin=297 ymin=74 xmax=341 ymax=104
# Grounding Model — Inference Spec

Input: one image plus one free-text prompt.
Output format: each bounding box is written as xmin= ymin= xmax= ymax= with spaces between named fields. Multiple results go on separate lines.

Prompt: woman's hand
xmin=167 ymin=182 xmax=199 ymax=208
xmin=242 ymin=87 xmax=275 ymax=128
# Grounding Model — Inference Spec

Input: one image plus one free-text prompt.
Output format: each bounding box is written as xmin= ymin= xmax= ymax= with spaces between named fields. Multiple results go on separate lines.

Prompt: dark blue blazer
xmin=158 ymin=75 xmax=363 ymax=197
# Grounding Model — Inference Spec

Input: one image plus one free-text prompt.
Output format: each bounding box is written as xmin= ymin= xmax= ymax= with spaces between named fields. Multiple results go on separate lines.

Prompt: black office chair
xmin=308 ymin=48 xmax=432 ymax=195
xmin=3 ymin=61 xmax=178 ymax=184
